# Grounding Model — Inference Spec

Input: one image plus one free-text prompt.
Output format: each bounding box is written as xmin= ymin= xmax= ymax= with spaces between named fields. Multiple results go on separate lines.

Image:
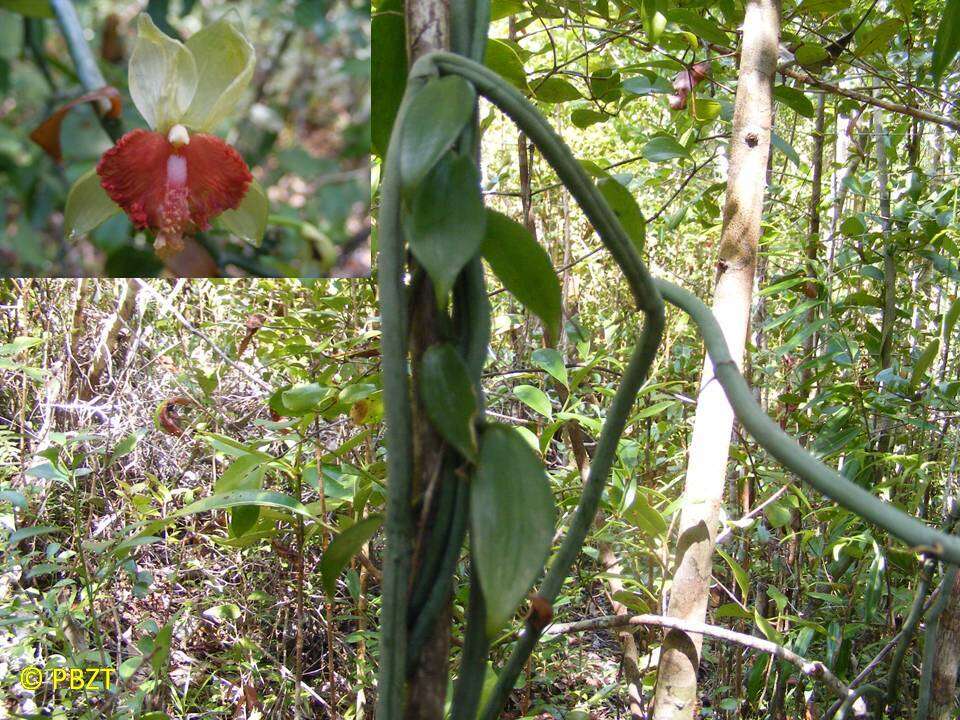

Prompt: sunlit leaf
xmin=481 ymin=210 xmax=562 ymax=340
xmin=320 ymin=515 xmax=383 ymax=598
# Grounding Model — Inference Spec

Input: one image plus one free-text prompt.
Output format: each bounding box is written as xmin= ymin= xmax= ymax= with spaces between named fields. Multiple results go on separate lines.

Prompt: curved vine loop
xmin=378 ymin=48 xmax=960 ymax=720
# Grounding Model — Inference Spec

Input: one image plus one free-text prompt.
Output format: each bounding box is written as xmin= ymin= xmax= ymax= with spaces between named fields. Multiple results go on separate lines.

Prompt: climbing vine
xmin=375 ymin=2 xmax=960 ymax=718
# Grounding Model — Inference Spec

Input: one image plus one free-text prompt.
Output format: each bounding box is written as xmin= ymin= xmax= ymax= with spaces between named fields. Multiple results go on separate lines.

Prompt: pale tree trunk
xmin=930 ymin=569 xmax=960 ymax=719
xmin=651 ymin=2 xmax=780 ymax=718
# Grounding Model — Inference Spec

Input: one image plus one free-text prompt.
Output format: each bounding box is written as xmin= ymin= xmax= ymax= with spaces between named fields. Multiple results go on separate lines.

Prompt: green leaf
xmin=626 ymin=494 xmax=667 ymax=536
xmin=64 ymin=169 xmax=122 ymax=237
xmin=909 ymin=338 xmax=940 ymax=389
xmin=531 ymin=348 xmax=568 ymax=388
xmin=281 ymin=382 xmax=329 ymax=414
xmin=181 ymin=12 xmax=255 ymax=131
xmin=320 ymin=515 xmax=383 ymax=598
xmin=856 ymin=19 xmax=902 ymax=58
xmin=119 ymin=655 xmax=144 ymax=681
xmin=530 ymin=76 xmax=582 ymax=103
xmin=109 ymin=431 xmax=143 ymax=464
xmin=597 ymin=175 xmax=645 ymax=253
xmin=371 ymin=0 xmax=407 ymax=157
xmin=794 ymin=42 xmax=829 ymax=68
xmin=407 ymin=153 xmax=486 ymax=303
xmin=129 ymin=14 xmax=198 ymax=131
xmin=753 ymin=606 xmax=782 ymax=643
xmin=214 ymin=453 xmax=265 ymax=494
xmin=622 ymin=73 xmax=671 ymax=96
xmin=666 ymin=9 xmax=730 ymax=46
xmin=771 ymin=131 xmax=800 ymax=167
xmin=840 ymin=214 xmax=867 ymax=237
xmin=0 ymin=0 xmax=52 ymax=18
xmin=481 ymin=210 xmax=562 ymax=340
xmin=485 ymin=39 xmax=527 ymax=89
xmin=171 ymin=490 xmax=320 ymax=523
xmin=471 ymin=425 xmax=556 ymax=635
xmin=570 ymin=108 xmax=607 ymax=128
xmin=6 ymin=525 xmax=62 ymax=546
xmin=514 ymin=384 xmax=552 ymax=418
xmin=932 ymin=0 xmax=960 ymax=82
xmin=692 ymin=98 xmax=722 ymax=123
xmin=399 ymin=76 xmax=477 ymax=195
xmin=218 ymin=178 xmax=268 ymax=241
xmin=764 ymin=501 xmax=793 ymax=529
xmin=772 ymin=85 xmax=814 ymax=118
xmin=717 ymin=547 xmax=749 ymax=599
xmin=943 ymin=296 xmax=960 ymax=337
xmin=420 ymin=344 xmax=479 ymax=461
xmin=0 ymin=490 xmax=28 ymax=510
xmin=642 ymin=136 xmax=689 ymax=162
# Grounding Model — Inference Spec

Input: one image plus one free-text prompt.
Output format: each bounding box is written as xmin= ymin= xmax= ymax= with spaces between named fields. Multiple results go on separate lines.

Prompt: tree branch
xmin=544 ymin=613 xmax=861 ymax=707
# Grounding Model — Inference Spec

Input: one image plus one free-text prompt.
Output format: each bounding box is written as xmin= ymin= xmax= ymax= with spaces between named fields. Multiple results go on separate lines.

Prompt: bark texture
xmin=651 ymin=2 xmax=780 ymax=718
xmin=930 ymin=570 xmax=960 ymax=719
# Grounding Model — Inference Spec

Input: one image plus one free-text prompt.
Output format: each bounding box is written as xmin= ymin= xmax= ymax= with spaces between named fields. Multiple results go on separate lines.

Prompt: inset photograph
xmin=0 ymin=0 xmax=369 ymax=277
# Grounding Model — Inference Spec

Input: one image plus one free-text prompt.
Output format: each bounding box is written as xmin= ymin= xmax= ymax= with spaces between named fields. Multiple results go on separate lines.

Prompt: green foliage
xmin=470 ymin=424 xmax=556 ymax=635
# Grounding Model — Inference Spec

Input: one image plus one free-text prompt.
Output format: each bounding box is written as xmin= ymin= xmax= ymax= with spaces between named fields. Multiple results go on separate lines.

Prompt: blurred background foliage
xmin=0 ymin=0 xmax=370 ymax=277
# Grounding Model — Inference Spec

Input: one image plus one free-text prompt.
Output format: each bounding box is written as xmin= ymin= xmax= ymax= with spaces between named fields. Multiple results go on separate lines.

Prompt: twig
xmin=49 ymin=0 xmax=123 ymax=142
xmin=544 ymin=613 xmax=861 ymax=707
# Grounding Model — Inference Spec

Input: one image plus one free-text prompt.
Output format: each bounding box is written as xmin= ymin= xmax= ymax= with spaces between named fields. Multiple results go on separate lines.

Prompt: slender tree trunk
xmin=401 ymin=0 xmax=452 ymax=717
xmin=651 ymin=2 xmax=780 ymax=718
xmin=800 ymin=93 xmax=826 ymax=394
xmin=930 ymin=567 xmax=960 ymax=719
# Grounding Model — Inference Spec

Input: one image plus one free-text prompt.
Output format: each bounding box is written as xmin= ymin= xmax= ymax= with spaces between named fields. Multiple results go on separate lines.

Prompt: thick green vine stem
xmin=656 ymin=278 xmax=960 ymax=565
xmin=402 ymin=52 xmax=666 ymax=719
xmin=375 ymin=72 xmax=422 ymax=720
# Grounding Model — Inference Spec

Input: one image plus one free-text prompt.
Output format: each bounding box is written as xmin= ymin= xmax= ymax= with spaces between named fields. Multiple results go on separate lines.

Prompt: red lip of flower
xmin=65 ymin=13 xmax=267 ymax=258
xmin=97 ymin=125 xmax=252 ymax=256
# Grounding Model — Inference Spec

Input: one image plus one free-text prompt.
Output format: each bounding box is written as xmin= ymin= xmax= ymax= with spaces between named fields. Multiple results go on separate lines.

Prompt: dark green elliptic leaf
xmin=399 ymin=76 xmax=477 ymax=195
xmin=642 ymin=136 xmax=689 ymax=162
xmin=471 ymin=424 xmax=556 ymax=636
xmin=794 ymin=42 xmax=829 ymax=68
xmin=321 ymin=515 xmax=383 ymax=598
xmin=420 ymin=343 xmax=479 ymax=460
xmin=530 ymin=76 xmax=582 ymax=103
xmin=570 ymin=108 xmax=608 ymax=128
xmin=772 ymin=85 xmax=814 ymax=118
xmin=481 ymin=209 xmax=562 ymax=340
xmin=932 ymin=0 xmax=960 ymax=83
xmin=407 ymin=153 xmax=486 ymax=303
xmin=597 ymin=175 xmax=645 ymax=253
xmin=281 ymin=382 xmax=330 ymax=414
xmin=371 ymin=0 xmax=407 ymax=158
